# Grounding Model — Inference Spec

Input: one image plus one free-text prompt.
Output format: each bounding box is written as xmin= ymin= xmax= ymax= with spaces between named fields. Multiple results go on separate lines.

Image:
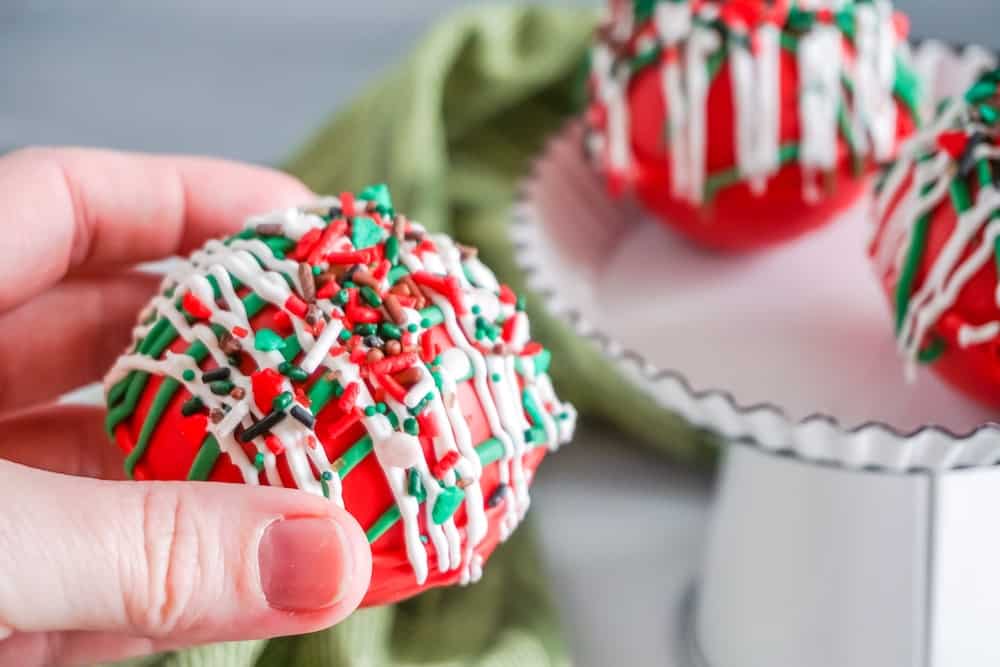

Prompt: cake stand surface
xmin=514 ymin=42 xmax=1000 ymax=667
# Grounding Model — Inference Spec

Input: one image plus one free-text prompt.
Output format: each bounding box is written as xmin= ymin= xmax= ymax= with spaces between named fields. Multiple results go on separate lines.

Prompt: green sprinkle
xmin=320 ymin=470 xmax=332 ymax=499
xmin=388 ymin=264 xmax=410 ymax=285
xmin=364 ymin=406 xmax=377 ymax=417
xmin=338 ymin=329 xmax=352 ymax=343
xmin=254 ymin=328 xmax=285 ymax=352
xmin=420 ymin=318 xmax=432 ymax=328
xmin=312 ymin=265 xmax=323 ymax=276
xmin=471 ymin=304 xmax=481 ymax=315
xmin=334 ymin=289 xmax=350 ymax=306
xmin=432 ymin=486 xmax=465 ymax=524
xmin=432 ymin=355 xmax=442 ymax=366
xmin=375 ymin=402 xmax=387 ymax=414
xmin=254 ymin=452 xmax=265 ymax=471
xmin=408 ymin=468 xmax=426 ymax=501
xmin=420 ymin=534 xmax=429 ymax=544
xmin=181 ymin=396 xmax=204 ymax=416
xmin=967 ymin=81 xmax=997 ymax=104
xmin=351 ymin=216 xmax=385 ymax=249
xmin=491 ymin=373 xmax=501 ymax=383
xmin=403 ymin=418 xmax=419 ymax=435
xmin=385 ymin=235 xmax=400 ymax=264
xmin=534 ymin=348 xmax=552 ymax=375
xmin=182 ymin=369 xmax=195 ymax=382
xmin=357 ymin=183 xmax=394 ymax=214
xmin=288 ymin=367 xmax=309 ymax=382
xmin=516 ymin=295 xmax=526 ymax=312
xmin=407 ymin=323 xmax=418 ymax=333
xmin=272 ymin=392 xmax=293 ymax=412
xmin=210 ymin=380 xmax=235 ymax=395
xmin=379 ymin=322 xmax=401 ymax=339
xmin=386 ymin=411 xmax=399 ymax=428
xmin=981 ymin=105 xmax=999 ymax=124
xmin=342 ymin=280 xmax=356 ymax=289
xmin=432 ymin=371 xmax=443 ymax=389
xmin=425 ymin=392 xmax=434 ymax=402
xmin=355 ymin=323 xmax=376 ymax=336
xmin=360 ymin=286 xmax=382 ymax=307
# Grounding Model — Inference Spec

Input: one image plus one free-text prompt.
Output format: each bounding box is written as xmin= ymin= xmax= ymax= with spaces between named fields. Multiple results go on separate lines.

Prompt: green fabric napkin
xmin=111 ymin=6 xmax=716 ymax=666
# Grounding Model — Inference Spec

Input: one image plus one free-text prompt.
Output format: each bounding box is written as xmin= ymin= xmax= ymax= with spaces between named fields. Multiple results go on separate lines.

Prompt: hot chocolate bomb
xmin=586 ymin=0 xmax=920 ymax=251
xmin=104 ymin=186 xmax=576 ymax=606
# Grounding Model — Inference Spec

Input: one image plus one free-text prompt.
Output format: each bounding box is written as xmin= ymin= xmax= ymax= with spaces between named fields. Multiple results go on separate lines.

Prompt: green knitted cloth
xmin=111 ymin=6 xmax=714 ymax=666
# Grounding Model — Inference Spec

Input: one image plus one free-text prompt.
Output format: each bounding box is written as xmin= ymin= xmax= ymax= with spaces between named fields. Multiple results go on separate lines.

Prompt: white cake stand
xmin=512 ymin=42 xmax=1000 ymax=667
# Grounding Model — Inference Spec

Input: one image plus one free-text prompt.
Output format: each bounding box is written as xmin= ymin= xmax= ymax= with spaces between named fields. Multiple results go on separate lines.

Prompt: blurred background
xmin=0 ymin=2 xmax=994 ymax=666
xmin=2 ymin=1 xmax=995 ymax=162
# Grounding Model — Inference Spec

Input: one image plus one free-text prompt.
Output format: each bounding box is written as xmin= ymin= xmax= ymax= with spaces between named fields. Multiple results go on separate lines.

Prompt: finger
xmin=0 ymin=461 xmax=372 ymax=644
xmin=0 ymin=272 xmax=160 ymax=413
xmin=0 ymin=146 xmax=312 ymax=313
xmin=0 ymin=406 xmax=125 ymax=480
xmin=0 ymin=630 xmax=171 ymax=667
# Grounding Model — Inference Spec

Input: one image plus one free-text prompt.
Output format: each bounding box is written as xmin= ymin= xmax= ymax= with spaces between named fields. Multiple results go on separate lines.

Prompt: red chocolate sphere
xmin=587 ymin=0 xmax=919 ymax=251
xmin=104 ymin=186 xmax=575 ymax=606
xmin=870 ymin=69 xmax=1000 ymax=409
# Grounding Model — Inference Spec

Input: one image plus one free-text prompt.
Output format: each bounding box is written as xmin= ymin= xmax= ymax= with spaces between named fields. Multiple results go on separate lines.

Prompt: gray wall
xmin=1 ymin=1 xmax=996 ymax=164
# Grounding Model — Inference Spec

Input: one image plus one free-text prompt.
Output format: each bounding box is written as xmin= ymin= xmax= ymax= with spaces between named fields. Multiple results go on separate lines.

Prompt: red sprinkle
xmin=347 ymin=302 xmax=381 ymax=324
xmin=294 ymin=386 xmax=311 ymax=407
xmin=337 ymin=382 xmax=360 ymax=413
xmin=251 ymin=369 xmax=285 ymax=413
xmin=307 ymin=220 xmax=348 ymax=265
xmin=412 ymin=271 xmax=466 ymax=314
xmin=306 ymin=435 xmax=318 ymax=449
xmin=289 ymin=228 xmax=323 ymax=261
xmin=377 ymin=373 xmax=408 ymax=402
xmin=232 ymin=326 xmax=249 ymax=338
xmin=501 ymin=315 xmax=519 ymax=343
xmin=520 ymin=341 xmax=543 ymax=356
xmin=317 ymin=280 xmax=338 ymax=299
xmin=350 ymin=347 xmax=367 ymax=364
xmin=498 ymin=284 xmax=517 ymax=305
xmin=937 ymin=131 xmax=969 ymax=159
xmin=372 ymin=259 xmax=391 ymax=281
xmin=265 ymin=434 xmax=284 ymax=455
xmin=182 ymin=292 xmax=212 ymax=320
xmin=431 ymin=450 xmax=459 ymax=479
xmin=420 ymin=331 xmax=436 ymax=364
xmin=419 ymin=412 xmax=441 ymax=440
xmin=284 ymin=294 xmax=308 ymax=318
xmin=272 ymin=309 xmax=293 ymax=334
xmin=369 ymin=351 xmax=418 ymax=375
xmin=340 ymin=192 xmax=356 ymax=217
xmin=326 ymin=249 xmax=375 ymax=265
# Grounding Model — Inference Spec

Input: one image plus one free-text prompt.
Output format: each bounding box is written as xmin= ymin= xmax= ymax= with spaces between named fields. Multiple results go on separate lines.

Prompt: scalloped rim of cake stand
xmin=510 ymin=40 xmax=1000 ymax=474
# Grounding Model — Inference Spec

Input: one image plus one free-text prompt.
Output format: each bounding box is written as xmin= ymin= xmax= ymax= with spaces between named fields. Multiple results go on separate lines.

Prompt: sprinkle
xmin=254 ymin=328 xmax=286 ymax=352
xmin=284 ymin=294 xmax=308 ymax=318
xmin=432 ymin=485 xmax=465 ymax=524
xmin=264 ymin=434 xmax=284 ymax=455
xmin=182 ymin=292 xmax=213 ymax=320
xmin=351 ymin=216 xmax=385 ymax=249
xmin=370 ymin=351 xmax=418 ymax=375
xmin=379 ymin=322 xmax=402 ymax=339
xmin=337 ymin=382 xmax=360 ymax=412
xmin=272 ymin=391 xmax=293 ymax=412
xmin=209 ymin=408 xmax=225 ymax=423
xmin=298 ymin=263 xmax=317 ymax=302
xmin=384 ymin=294 xmax=406 ymax=325
xmin=201 ymin=367 xmax=231 ymax=383
xmin=360 ymin=286 xmax=382 ymax=307
xmin=290 ymin=404 xmax=315 ymax=428
xmin=419 ymin=411 xmax=442 ymax=441
xmin=487 ymin=484 xmax=507 ymax=508
xmin=254 ymin=452 xmax=266 ymax=471
xmin=181 ymin=396 xmax=204 ymax=416
xmin=384 ymin=339 xmax=402 ymax=356
xmin=364 ymin=335 xmax=384 ymax=349
xmin=239 ymin=410 xmax=288 ymax=442
xmin=337 ymin=329 xmax=352 ymax=343
xmin=210 ymin=381 xmax=235 ymax=395
xmin=219 ymin=331 xmax=242 ymax=355
xmin=471 ymin=304 xmax=481 ymax=315
xmin=320 ymin=470 xmax=332 ymax=499
xmin=367 ymin=348 xmax=385 ymax=364
xmin=230 ymin=387 xmax=246 ymax=400
xmin=491 ymin=373 xmax=501 ymax=383
xmin=364 ymin=405 xmax=377 ymax=417
xmin=408 ymin=468 xmax=426 ymax=501
xmin=403 ymin=417 xmax=420 ymax=435
xmin=288 ymin=228 xmax=322 ymax=261
xmin=182 ymin=369 xmax=195 ymax=382
xmin=420 ymin=317 xmax=432 ymax=328
xmin=255 ymin=222 xmax=284 ymax=236
xmin=326 ymin=249 xmax=375 ymax=265
xmin=232 ymin=326 xmax=249 ymax=338
xmin=394 ymin=366 xmax=422 ymax=387
xmin=385 ymin=235 xmax=400 ymax=264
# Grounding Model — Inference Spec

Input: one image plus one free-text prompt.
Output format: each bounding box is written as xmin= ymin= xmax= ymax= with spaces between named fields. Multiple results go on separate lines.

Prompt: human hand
xmin=0 ymin=148 xmax=372 ymax=666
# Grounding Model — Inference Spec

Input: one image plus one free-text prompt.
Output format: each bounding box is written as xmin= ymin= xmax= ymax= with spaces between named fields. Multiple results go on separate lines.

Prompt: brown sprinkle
xmin=305 ymin=304 xmax=322 ymax=326
xmin=394 ymin=367 xmax=422 ymax=387
xmin=384 ymin=294 xmax=406 ymax=324
xmin=230 ymin=387 xmax=246 ymax=400
xmin=366 ymin=349 xmax=385 ymax=364
xmin=298 ymin=263 xmax=316 ymax=302
xmin=210 ymin=408 xmax=225 ymax=424
xmin=219 ymin=331 xmax=242 ymax=355
xmin=255 ymin=222 xmax=284 ymax=236
xmin=384 ymin=339 xmax=402 ymax=356
xmin=392 ymin=215 xmax=407 ymax=239
xmin=352 ymin=269 xmax=380 ymax=290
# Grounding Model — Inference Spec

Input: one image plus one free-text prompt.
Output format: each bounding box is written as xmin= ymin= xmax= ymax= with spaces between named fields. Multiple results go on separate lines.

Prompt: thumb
xmin=0 ymin=461 xmax=372 ymax=643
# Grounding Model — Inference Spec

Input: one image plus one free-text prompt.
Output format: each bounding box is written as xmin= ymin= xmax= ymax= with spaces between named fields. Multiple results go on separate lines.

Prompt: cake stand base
xmin=687 ymin=443 xmax=1000 ymax=667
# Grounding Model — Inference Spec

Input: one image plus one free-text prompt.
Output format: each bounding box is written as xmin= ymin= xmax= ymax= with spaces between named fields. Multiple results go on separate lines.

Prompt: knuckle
xmin=124 ymin=486 xmax=206 ymax=637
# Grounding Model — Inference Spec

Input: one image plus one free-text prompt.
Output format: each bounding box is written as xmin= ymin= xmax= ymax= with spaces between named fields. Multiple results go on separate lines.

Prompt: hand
xmin=0 ymin=148 xmax=372 ymax=666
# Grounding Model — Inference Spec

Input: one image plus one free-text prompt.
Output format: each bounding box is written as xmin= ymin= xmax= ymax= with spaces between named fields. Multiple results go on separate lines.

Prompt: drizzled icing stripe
xmin=104 ymin=186 xmax=575 ymax=586
xmin=871 ymin=69 xmax=1000 ymax=378
xmin=587 ymin=0 xmax=920 ymax=204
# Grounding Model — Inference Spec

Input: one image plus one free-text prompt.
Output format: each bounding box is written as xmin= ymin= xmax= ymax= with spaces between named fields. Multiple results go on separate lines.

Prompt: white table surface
xmin=3 ymin=2 xmax=994 ymax=665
